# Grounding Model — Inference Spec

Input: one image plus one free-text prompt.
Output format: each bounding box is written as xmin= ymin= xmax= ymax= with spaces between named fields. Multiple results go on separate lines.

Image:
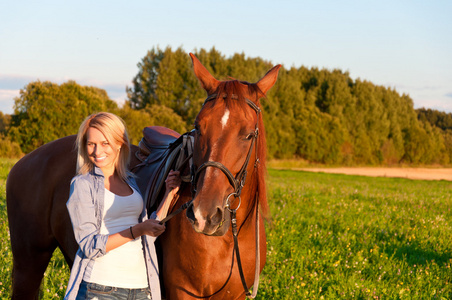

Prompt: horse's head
xmin=186 ymin=53 xmax=281 ymax=236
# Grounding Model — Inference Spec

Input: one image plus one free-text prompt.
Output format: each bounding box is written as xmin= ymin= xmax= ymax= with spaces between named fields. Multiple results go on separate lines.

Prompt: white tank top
xmin=84 ymin=187 xmax=148 ymax=288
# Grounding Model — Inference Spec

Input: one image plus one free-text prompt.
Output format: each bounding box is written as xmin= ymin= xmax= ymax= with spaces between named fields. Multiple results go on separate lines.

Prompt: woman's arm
xmin=105 ymin=219 xmax=165 ymax=252
xmin=68 ymin=176 xmax=168 ymax=254
xmin=67 ymin=177 xmax=109 ymax=259
xmin=106 ymin=170 xmax=181 ymax=252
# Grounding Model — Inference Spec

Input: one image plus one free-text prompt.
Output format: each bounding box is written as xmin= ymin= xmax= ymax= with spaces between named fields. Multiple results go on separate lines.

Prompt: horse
xmin=6 ymin=53 xmax=280 ymax=299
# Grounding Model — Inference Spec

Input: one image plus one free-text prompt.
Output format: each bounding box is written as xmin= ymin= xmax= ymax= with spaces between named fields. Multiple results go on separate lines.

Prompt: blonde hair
xmin=76 ymin=112 xmax=131 ymax=181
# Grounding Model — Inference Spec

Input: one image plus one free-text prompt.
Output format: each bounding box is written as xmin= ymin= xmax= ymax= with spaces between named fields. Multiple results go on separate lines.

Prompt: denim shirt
xmin=64 ymin=166 xmax=161 ymax=300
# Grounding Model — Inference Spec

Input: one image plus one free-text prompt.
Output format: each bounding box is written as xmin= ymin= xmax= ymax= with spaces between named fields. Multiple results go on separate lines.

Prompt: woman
xmin=65 ymin=112 xmax=180 ymax=300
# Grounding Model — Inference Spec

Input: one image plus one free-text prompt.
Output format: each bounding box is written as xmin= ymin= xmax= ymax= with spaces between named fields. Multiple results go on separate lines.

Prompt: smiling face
xmin=86 ymin=127 xmax=120 ymax=174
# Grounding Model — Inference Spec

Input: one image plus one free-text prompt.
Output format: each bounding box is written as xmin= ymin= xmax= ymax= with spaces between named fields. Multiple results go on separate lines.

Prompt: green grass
xmin=258 ymin=169 xmax=452 ymax=299
xmin=0 ymin=159 xmax=18 ymax=299
xmin=1 ymin=161 xmax=452 ymax=299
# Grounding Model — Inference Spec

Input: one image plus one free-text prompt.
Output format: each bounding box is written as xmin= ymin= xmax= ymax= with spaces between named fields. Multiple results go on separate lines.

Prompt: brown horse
xmin=6 ymin=53 xmax=280 ymax=299
xmin=158 ymin=54 xmax=280 ymax=299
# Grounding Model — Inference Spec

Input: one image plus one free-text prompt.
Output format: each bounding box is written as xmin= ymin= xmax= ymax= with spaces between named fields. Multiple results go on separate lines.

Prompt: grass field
xmin=261 ymin=169 xmax=452 ymax=299
xmin=1 ymin=160 xmax=452 ymax=299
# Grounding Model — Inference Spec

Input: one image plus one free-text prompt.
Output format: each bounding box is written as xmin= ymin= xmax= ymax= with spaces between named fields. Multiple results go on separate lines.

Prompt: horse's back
xmin=7 ymin=135 xmax=77 ymax=216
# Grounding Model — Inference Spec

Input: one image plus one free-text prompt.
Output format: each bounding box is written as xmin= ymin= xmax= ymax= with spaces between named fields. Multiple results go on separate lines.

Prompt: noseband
xmin=191 ymin=93 xmax=261 ymax=204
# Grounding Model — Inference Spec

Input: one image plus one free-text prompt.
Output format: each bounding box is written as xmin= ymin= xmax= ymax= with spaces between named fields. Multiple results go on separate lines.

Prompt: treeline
xmin=417 ymin=108 xmax=452 ymax=131
xmin=1 ymin=47 xmax=450 ymax=165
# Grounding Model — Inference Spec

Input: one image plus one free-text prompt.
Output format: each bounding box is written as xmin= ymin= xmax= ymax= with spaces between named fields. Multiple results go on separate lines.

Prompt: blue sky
xmin=1 ymin=0 xmax=451 ymax=115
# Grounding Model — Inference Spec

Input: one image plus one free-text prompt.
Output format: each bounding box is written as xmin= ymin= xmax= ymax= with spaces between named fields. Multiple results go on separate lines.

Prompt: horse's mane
xmin=212 ymin=80 xmax=269 ymax=218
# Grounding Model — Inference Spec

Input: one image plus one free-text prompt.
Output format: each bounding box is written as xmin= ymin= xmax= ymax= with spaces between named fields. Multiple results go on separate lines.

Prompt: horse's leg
xmin=7 ymin=185 xmax=60 ymax=299
xmin=11 ymin=241 xmax=57 ymax=299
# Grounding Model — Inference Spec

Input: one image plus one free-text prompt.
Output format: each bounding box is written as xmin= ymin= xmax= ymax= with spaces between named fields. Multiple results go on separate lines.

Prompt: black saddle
xmin=133 ymin=126 xmax=193 ymax=215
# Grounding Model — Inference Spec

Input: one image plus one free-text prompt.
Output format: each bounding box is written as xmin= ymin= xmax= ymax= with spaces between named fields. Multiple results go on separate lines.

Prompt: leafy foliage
xmin=9 ymin=81 xmax=119 ymax=153
xmin=417 ymin=108 xmax=452 ymax=131
xmin=0 ymin=112 xmax=23 ymax=158
xmin=119 ymin=104 xmax=187 ymax=145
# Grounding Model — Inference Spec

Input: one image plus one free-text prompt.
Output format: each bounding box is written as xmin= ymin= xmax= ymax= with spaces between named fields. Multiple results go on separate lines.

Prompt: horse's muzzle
xmin=186 ymin=203 xmax=230 ymax=236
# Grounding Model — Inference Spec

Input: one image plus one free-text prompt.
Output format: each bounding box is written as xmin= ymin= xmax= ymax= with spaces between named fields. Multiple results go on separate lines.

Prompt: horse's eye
xmin=245 ymin=133 xmax=255 ymax=140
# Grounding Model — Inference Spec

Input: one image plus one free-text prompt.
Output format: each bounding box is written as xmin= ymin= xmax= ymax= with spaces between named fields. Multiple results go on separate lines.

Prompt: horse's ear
xmin=190 ymin=53 xmax=219 ymax=94
xmin=256 ymin=64 xmax=282 ymax=95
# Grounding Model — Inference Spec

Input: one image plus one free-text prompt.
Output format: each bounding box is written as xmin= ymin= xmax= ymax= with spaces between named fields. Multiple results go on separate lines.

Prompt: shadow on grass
xmin=383 ymin=241 xmax=450 ymax=266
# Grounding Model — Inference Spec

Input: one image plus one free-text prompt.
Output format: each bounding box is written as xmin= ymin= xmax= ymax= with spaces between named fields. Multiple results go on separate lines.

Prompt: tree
xmin=119 ymin=103 xmax=188 ymax=145
xmin=0 ymin=112 xmax=10 ymax=134
xmin=127 ymin=47 xmax=165 ymax=110
xmin=143 ymin=104 xmax=188 ymax=134
xmin=0 ymin=111 xmax=22 ymax=158
xmin=0 ymin=137 xmax=23 ymax=158
xmin=9 ymin=81 xmax=119 ymax=153
xmin=154 ymin=47 xmax=201 ymax=119
xmin=417 ymin=108 xmax=452 ymax=131
xmin=119 ymin=104 xmax=156 ymax=145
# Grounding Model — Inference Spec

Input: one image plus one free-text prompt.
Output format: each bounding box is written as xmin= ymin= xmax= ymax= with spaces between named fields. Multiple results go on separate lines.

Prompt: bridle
xmin=160 ymin=93 xmax=261 ymax=225
xmin=190 ymin=93 xmax=262 ymax=298
xmin=191 ymin=93 xmax=261 ymax=202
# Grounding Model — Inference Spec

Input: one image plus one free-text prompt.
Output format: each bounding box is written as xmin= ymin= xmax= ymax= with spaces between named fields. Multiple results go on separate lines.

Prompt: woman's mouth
xmin=94 ymin=156 xmax=106 ymax=162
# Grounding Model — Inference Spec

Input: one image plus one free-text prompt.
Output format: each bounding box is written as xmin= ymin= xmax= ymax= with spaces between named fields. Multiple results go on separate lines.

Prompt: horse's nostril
xmin=210 ymin=207 xmax=224 ymax=225
xmin=186 ymin=204 xmax=196 ymax=223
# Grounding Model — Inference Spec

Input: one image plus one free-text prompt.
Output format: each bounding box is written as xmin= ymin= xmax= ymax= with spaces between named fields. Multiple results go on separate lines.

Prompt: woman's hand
xmin=165 ymin=170 xmax=181 ymax=197
xmin=154 ymin=170 xmax=182 ymax=221
xmin=138 ymin=219 xmax=166 ymax=237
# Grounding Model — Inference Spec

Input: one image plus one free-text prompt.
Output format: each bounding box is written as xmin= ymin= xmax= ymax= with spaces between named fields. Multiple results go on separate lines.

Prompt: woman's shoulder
xmin=67 ymin=174 xmax=93 ymax=208
xmin=71 ymin=172 xmax=92 ymax=183
xmin=70 ymin=172 xmax=99 ymax=191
